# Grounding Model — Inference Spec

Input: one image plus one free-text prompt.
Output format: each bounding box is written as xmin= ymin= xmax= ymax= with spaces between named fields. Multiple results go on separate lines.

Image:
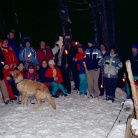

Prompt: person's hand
xmin=25 ymin=62 xmax=29 ymax=65
xmin=6 ymin=77 xmax=11 ymax=80
xmin=72 ymin=57 xmax=75 ymax=61
xmin=4 ymin=64 xmax=9 ymax=69
xmin=13 ymin=63 xmax=17 ymax=69
xmin=74 ymin=58 xmax=77 ymax=62
xmin=65 ymin=64 xmax=68 ymax=68
xmin=54 ymin=76 xmax=58 ymax=81
xmin=36 ymin=65 xmax=40 ymax=71
xmin=10 ymin=64 xmax=13 ymax=68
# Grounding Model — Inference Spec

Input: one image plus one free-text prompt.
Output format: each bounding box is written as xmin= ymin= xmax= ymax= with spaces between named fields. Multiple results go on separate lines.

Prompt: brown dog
xmin=10 ymin=70 xmax=56 ymax=110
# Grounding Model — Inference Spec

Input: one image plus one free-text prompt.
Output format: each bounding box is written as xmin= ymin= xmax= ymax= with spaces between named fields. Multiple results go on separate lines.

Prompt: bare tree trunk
xmin=58 ymin=0 xmax=72 ymax=49
xmin=90 ymin=0 xmax=100 ymax=46
xmin=108 ymin=0 xmax=116 ymax=48
xmin=100 ymin=0 xmax=110 ymax=49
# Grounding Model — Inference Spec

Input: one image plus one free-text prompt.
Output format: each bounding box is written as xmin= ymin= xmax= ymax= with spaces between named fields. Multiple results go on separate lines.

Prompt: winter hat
xmin=131 ymin=44 xmax=138 ymax=49
xmin=28 ymin=62 xmax=35 ymax=69
xmin=48 ymin=59 xmax=55 ymax=65
xmin=23 ymin=37 xmax=31 ymax=44
xmin=87 ymin=38 xmax=95 ymax=45
xmin=77 ymin=44 xmax=83 ymax=48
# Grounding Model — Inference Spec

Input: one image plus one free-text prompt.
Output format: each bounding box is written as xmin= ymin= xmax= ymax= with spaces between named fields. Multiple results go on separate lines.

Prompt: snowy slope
xmin=0 ymin=85 xmax=126 ymax=138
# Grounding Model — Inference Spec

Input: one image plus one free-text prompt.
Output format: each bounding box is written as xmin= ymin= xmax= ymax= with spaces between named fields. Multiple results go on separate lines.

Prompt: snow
xmin=0 ymin=82 xmax=127 ymax=138
xmin=131 ymin=118 xmax=138 ymax=136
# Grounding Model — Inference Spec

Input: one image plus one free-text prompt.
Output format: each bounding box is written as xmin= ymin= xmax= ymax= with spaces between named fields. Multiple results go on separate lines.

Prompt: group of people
xmin=0 ymin=29 xmax=137 ymax=105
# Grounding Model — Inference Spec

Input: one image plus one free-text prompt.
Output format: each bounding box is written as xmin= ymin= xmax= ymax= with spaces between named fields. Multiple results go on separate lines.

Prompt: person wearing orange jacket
xmin=1 ymin=38 xmax=18 ymax=100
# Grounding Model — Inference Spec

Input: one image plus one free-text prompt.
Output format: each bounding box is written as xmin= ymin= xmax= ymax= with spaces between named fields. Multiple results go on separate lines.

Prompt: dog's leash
xmin=106 ymin=103 xmax=124 ymax=138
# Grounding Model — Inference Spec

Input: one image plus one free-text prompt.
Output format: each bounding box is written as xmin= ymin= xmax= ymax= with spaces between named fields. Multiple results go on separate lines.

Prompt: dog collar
xmin=15 ymin=80 xmax=23 ymax=85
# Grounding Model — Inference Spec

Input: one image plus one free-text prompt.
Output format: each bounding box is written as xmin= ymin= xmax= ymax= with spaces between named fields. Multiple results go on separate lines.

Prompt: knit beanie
xmin=131 ymin=44 xmax=138 ymax=49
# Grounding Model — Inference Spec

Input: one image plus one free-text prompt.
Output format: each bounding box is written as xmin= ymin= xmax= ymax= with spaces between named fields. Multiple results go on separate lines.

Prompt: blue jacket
xmin=84 ymin=46 xmax=102 ymax=70
xmin=18 ymin=46 xmax=38 ymax=69
xmin=8 ymin=39 xmax=19 ymax=59
xmin=76 ymin=60 xmax=86 ymax=74
xmin=100 ymin=50 xmax=109 ymax=72
xmin=37 ymin=67 xmax=54 ymax=83
xmin=101 ymin=54 xmax=123 ymax=78
xmin=127 ymin=53 xmax=138 ymax=76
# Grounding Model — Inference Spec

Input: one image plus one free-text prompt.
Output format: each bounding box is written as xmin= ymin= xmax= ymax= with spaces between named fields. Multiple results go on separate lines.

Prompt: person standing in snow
xmin=100 ymin=47 xmax=123 ymax=102
xmin=75 ymin=44 xmax=88 ymax=95
xmin=84 ymin=38 xmax=102 ymax=98
xmin=7 ymin=30 xmax=20 ymax=59
xmin=54 ymin=36 xmax=71 ymax=94
xmin=1 ymin=38 xmax=18 ymax=101
xmin=98 ymin=44 xmax=109 ymax=96
xmin=125 ymin=44 xmax=138 ymax=99
xmin=0 ymin=39 xmax=10 ymax=104
xmin=36 ymin=40 xmax=53 ymax=65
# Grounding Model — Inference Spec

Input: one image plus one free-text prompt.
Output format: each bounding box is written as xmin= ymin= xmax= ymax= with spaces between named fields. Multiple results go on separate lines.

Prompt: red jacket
xmin=25 ymin=71 xmax=39 ymax=80
xmin=1 ymin=46 xmax=18 ymax=70
xmin=45 ymin=66 xmax=63 ymax=84
xmin=76 ymin=52 xmax=84 ymax=60
xmin=36 ymin=48 xmax=53 ymax=65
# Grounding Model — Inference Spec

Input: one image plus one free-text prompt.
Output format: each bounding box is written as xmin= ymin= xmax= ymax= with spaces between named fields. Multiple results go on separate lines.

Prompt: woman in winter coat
xmin=1 ymin=38 xmax=18 ymax=100
xmin=0 ymin=39 xmax=10 ymax=104
xmin=36 ymin=40 xmax=53 ymax=65
xmin=37 ymin=59 xmax=54 ymax=83
xmin=100 ymin=47 xmax=123 ymax=102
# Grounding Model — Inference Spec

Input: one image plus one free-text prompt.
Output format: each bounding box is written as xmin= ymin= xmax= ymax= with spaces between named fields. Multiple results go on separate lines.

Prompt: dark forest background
xmin=0 ymin=0 xmax=138 ymax=59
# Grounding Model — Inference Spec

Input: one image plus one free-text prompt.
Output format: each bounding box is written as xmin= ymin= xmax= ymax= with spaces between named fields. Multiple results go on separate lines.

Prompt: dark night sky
xmin=0 ymin=0 xmax=138 ymax=53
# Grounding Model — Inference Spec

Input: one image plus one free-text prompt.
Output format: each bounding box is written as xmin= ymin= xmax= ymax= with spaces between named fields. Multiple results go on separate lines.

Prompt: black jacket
xmin=127 ymin=53 xmax=138 ymax=76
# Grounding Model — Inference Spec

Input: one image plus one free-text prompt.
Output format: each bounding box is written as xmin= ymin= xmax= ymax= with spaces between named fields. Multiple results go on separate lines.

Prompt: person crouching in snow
xmin=100 ymin=47 xmax=123 ymax=102
xmin=75 ymin=44 xmax=88 ymax=95
xmin=45 ymin=59 xmax=68 ymax=98
xmin=25 ymin=62 xmax=40 ymax=81
xmin=24 ymin=62 xmax=40 ymax=104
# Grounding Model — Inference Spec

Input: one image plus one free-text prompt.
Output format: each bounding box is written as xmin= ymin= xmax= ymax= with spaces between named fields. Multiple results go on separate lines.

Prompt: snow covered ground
xmin=0 ymin=83 xmax=127 ymax=138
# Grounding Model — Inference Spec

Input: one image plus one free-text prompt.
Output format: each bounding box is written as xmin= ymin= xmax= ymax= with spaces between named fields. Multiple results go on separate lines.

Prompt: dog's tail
xmin=46 ymin=92 xmax=56 ymax=110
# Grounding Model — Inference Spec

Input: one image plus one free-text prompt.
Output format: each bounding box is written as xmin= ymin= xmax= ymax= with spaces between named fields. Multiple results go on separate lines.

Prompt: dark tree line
xmin=59 ymin=0 xmax=116 ymax=49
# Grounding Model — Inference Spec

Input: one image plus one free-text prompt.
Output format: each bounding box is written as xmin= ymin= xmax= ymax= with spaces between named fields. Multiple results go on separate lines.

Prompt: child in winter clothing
xmin=18 ymin=37 xmax=38 ymax=70
xmin=45 ymin=59 xmax=67 ymax=98
xmin=24 ymin=62 xmax=40 ymax=104
xmin=24 ymin=62 xmax=40 ymax=81
xmin=75 ymin=44 xmax=88 ymax=95
xmin=100 ymin=47 xmax=122 ymax=102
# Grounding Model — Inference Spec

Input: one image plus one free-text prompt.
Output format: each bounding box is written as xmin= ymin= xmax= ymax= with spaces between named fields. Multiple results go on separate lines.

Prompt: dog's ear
xmin=10 ymin=70 xmax=20 ymax=78
xmin=14 ymin=70 xmax=20 ymax=78
xmin=9 ymin=71 xmax=14 ymax=76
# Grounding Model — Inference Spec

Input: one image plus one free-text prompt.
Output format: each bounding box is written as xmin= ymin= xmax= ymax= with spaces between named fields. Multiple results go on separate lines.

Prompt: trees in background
xmin=60 ymin=0 xmax=116 ymax=49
